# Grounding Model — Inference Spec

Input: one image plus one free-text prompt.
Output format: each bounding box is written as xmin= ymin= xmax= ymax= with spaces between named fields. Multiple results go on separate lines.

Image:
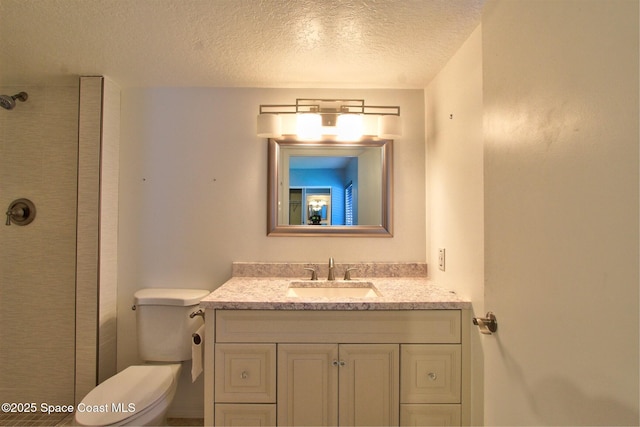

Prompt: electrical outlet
xmin=438 ymin=248 xmax=446 ymax=271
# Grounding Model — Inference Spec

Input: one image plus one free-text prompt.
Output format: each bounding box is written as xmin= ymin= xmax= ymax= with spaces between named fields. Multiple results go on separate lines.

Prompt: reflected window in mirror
xmin=345 ymin=182 xmax=354 ymax=226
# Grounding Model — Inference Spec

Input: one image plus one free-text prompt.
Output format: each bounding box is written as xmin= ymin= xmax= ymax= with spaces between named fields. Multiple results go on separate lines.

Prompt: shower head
xmin=0 ymin=92 xmax=28 ymax=110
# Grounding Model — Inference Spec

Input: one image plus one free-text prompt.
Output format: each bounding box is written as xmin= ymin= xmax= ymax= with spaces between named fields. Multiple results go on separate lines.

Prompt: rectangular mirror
xmin=268 ymin=138 xmax=393 ymax=236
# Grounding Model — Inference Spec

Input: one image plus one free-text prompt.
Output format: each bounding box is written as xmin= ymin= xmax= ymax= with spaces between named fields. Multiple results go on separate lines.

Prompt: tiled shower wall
xmin=0 ymin=78 xmax=119 ymax=408
xmin=0 ymin=85 xmax=79 ymax=405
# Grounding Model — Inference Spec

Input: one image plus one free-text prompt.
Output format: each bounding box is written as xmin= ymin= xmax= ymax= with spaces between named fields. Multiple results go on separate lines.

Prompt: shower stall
xmin=0 ymin=77 xmax=119 ymax=423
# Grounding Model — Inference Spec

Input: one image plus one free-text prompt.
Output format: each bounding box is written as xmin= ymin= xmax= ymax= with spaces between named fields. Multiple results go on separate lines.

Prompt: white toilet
xmin=75 ymin=288 xmax=210 ymax=426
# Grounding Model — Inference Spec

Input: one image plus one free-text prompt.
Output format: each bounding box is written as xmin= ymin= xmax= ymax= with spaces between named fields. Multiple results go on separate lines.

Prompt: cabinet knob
xmin=332 ymin=360 xmax=346 ymax=367
xmin=427 ymin=372 xmax=437 ymax=381
xmin=240 ymin=371 xmax=248 ymax=379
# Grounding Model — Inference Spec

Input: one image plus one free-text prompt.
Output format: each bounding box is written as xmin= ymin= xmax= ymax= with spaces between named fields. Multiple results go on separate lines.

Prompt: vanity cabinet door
xmin=401 ymin=344 xmax=461 ymax=403
xmin=277 ymin=344 xmax=339 ymax=427
xmin=339 ymin=344 xmax=400 ymax=427
xmin=214 ymin=343 xmax=276 ymax=403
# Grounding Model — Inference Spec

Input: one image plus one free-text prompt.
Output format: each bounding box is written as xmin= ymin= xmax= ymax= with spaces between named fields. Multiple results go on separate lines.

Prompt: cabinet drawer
xmin=400 ymin=404 xmax=461 ymax=426
xmin=214 ymin=344 xmax=276 ymax=403
xmin=215 ymin=404 xmax=276 ymax=426
xmin=401 ymin=345 xmax=461 ymax=404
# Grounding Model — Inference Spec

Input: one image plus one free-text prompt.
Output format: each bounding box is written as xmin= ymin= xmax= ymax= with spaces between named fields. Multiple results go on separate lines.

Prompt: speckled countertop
xmin=200 ymin=262 xmax=471 ymax=310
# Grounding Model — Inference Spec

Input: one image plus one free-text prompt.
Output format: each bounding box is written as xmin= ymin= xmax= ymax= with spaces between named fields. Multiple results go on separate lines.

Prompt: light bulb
xmin=296 ymin=113 xmax=322 ymax=140
xmin=336 ymin=114 xmax=363 ymax=141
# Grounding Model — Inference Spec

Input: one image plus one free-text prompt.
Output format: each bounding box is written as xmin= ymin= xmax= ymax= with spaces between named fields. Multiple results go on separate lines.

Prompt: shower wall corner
xmin=75 ymin=76 xmax=120 ymax=404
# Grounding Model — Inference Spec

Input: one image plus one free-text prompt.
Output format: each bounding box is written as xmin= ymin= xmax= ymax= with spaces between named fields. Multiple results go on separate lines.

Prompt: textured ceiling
xmin=0 ymin=0 xmax=483 ymax=88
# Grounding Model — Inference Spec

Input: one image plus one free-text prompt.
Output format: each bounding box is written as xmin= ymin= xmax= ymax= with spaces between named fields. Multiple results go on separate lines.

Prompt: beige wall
xmin=426 ymin=25 xmax=484 ymax=425
xmin=118 ymin=87 xmax=425 ymax=416
xmin=0 ymin=85 xmax=78 ymax=405
xmin=482 ymin=0 xmax=639 ymax=424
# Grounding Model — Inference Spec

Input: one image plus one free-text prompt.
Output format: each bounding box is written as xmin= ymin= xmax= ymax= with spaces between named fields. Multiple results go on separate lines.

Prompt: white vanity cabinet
xmin=206 ymin=309 xmax=470 ymax=427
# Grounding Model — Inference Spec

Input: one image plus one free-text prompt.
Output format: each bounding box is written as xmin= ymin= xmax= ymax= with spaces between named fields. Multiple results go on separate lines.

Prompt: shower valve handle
xmin=5 ymin=199 xmax=36 ymax=226
xmin=5 ymin=207 xmax=25 ymax=225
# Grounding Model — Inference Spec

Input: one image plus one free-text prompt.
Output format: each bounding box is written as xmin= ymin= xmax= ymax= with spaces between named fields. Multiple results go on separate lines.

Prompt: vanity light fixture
xmin=256 ymin=98 xmax=402 ymax=140
xmin=308 ymin=199 xmax=327 ymax=211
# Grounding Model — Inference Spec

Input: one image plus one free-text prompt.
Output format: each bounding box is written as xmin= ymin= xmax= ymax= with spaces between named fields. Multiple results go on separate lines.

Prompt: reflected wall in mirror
xmin=268 ymin=138 xmax=393 ymax=236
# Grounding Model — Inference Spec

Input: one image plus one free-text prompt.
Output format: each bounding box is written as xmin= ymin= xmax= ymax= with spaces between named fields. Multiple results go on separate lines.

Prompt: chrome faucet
xmin=327 ymin=257 xmax=335 ymax=281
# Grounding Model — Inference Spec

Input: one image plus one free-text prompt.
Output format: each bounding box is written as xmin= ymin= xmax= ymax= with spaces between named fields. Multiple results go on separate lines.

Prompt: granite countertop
xmin=200 ymin=263 xmax=471 ymax=310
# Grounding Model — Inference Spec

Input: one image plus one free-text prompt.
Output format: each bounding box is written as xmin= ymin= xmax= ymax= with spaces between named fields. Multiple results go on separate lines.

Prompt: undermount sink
xmin=286 ymin=281 xmax=380 ymax=298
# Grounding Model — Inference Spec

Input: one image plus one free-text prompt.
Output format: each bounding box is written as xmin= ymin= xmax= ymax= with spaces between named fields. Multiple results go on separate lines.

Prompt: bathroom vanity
xmin=200 ymin=263 xmax=471 ymax=427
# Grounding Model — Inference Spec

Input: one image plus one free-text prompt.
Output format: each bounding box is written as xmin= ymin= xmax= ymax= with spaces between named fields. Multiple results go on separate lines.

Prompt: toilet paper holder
xmin=192 ymin=332 xmax=203 ymax=345
xmin=473 ymin=312 xmax=498 ymax=335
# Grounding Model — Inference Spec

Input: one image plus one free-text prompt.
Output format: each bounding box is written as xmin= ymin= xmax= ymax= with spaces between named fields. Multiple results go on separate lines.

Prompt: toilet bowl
xmin=75 ymin=364 xmax=181 ymax=426
xmin=74 ymin=288 xmax=210 ymax=426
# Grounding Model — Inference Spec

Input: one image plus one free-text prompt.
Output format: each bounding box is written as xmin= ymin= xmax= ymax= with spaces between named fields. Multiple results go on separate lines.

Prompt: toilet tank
xmin=134 ymin=288 xmax=210 ymax=362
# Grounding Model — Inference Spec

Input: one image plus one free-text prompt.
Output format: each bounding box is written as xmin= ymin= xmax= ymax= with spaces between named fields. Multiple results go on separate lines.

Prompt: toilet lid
xmin=75 ymin=365 xmax=177 ymax=426
xmin=134 ymin=288 xmax=210 ymax=306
